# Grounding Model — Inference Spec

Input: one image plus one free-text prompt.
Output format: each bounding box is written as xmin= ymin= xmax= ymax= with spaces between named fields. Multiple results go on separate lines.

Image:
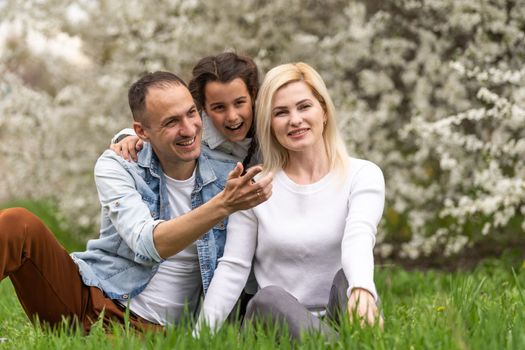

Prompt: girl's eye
xmin=213 ymin=106 xmax=225 ymax=112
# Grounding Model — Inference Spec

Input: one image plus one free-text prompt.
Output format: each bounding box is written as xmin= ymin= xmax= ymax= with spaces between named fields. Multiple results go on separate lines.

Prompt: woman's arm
xmin=342 ymin=161 xmax=385 ymax=326
xmin=195 ymin=208 xmax=259 ymax=334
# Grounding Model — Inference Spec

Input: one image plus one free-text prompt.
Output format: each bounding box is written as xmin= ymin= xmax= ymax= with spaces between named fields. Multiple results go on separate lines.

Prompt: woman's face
xmin=270 ymin=81 xmax=326 ymax=154
xmin=203 ymin=78 xmax=254 ymax=143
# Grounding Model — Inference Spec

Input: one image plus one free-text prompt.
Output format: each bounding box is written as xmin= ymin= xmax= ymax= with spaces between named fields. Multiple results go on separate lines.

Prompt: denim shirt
xmin=71 ymin=143 xmax=235 ymax=301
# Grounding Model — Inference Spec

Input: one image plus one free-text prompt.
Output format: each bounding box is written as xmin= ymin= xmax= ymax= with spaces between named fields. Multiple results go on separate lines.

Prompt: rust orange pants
xmin=0 ymin=207 xmax=161 ymax=333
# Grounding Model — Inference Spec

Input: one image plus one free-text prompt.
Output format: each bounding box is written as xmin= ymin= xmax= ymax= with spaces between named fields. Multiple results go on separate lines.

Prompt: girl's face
xmin=270 ymin=81 xmax=327 ymax=155
xmin=203 ymin=78 xmax=254 ymax=143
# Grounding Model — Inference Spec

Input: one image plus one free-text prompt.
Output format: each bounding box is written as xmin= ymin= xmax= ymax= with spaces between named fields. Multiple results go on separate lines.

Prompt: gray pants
xmin=243 ymin=269 xmax=348 ymax=340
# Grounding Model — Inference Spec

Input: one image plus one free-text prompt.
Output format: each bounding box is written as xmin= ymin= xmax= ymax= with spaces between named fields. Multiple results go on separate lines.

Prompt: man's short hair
xmin=128 ymin=71 xmax=187 ymax=124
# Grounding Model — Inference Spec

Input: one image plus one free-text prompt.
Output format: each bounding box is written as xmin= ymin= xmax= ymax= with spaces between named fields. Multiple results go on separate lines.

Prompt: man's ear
xmin=133 ymin=121 xmax=149 ymax=142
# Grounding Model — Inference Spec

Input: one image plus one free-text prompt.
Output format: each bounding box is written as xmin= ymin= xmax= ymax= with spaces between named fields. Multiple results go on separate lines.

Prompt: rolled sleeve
xmin=95 ymin=150 xmax=163 ymax=264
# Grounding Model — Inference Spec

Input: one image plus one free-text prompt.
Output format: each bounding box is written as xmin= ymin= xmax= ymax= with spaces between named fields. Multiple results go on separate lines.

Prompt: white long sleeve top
xmin=197 ymin=157 xmax=385 ymax=331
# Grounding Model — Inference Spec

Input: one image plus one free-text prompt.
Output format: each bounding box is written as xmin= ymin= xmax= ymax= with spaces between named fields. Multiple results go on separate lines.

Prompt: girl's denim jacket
xmin=71 ymin=143 xmax=235 ymax=301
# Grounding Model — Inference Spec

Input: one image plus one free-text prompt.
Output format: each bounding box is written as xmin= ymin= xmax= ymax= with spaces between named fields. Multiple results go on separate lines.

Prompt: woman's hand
xmin=347 ymin=288 xmax=384 ymax=329
xmin=110 ymin=135 xmax=143 ymax=162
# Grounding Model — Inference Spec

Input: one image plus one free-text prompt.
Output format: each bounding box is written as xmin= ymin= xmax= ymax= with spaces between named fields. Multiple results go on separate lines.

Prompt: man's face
xmin=135 ymin=84 xmax=202 ymax=178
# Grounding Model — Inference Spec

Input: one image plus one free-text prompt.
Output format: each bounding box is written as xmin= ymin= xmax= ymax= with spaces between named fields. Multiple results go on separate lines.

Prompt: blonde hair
xmin=255 ymin=62 xmax=349 ymax=176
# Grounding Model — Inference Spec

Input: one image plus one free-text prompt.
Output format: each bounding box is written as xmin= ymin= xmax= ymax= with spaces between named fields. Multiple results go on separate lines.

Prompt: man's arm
xmin=153 ymin=162 xmax=272 ymax=258
xmin=95 ymin=151 xmax=165 ymax=264
xmin=95 ymin=151 xmax=272 ymax=262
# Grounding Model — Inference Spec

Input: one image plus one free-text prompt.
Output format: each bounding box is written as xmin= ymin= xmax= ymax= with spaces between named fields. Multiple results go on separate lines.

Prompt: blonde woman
xmin=196 ymin=62 xmax=385 ymax=339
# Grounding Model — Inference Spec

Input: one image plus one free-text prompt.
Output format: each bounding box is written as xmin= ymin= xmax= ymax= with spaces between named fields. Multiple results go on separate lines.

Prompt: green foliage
xmin=0 ymin=200 xmax=85 ymax=252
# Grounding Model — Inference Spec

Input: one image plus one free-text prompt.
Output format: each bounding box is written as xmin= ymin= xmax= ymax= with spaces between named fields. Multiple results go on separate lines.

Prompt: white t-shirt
xmin=127 ymin=170 xmax=202 ymax=325
xmin=197 ymin=157 xmax=385 ymax=330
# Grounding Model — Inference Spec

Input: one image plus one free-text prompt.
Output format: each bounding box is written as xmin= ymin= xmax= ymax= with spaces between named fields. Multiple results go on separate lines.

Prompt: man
xmin=0 ymin=71 xmax=272 ymax=331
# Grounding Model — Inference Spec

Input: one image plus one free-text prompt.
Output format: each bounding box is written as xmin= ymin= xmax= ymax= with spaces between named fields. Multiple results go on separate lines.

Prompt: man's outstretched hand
xmin=220 ymin=162 xmax=273 ymax=214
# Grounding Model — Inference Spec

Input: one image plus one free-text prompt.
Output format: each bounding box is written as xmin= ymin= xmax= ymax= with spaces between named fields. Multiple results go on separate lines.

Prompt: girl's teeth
xmin=227 ymin=123 xmax=242 ymax=130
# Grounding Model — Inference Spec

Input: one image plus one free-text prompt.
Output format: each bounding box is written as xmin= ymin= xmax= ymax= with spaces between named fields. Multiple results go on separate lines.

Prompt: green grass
xmin=0 ymin=200 xmax=85 ymax=252
xmin=1 ymin=202 xmax=524 ymax=349
xmin=2 ymin=261 xmax=524 ymax=349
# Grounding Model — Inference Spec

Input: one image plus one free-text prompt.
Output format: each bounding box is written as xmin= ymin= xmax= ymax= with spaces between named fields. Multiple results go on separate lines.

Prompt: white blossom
xmin=1 ymin=0 xmax=524 ymax=259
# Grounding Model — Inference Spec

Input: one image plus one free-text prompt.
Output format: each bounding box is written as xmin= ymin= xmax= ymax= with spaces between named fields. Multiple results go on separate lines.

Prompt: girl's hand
xmin=110 ymin=135 xmax=143 ymax=162
xmin=347 ymin=288 xmax=384 ymax=329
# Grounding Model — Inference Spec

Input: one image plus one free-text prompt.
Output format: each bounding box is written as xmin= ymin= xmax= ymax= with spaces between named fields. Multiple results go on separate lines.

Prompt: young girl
xmin=111 ymin=52 xmax=260 ymax=170
xmin=196 ymin=62 xmax=385 ymax=339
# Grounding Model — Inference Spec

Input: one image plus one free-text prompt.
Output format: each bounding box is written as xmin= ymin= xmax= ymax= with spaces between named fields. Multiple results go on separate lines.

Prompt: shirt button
xmin=122 ymin=294 xmax=129 ymax=299
xmin=114 ymin=201 xmax=120 ymax=207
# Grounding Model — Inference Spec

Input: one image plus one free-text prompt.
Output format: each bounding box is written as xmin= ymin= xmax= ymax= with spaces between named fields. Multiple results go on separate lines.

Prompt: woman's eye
xmin=299 ymin=104 xmax=311 ymax=110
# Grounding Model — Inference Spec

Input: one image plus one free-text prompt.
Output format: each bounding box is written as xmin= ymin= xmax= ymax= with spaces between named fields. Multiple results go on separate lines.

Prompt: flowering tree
xmin=311 ymin=0 xmax=525 ymax=258
xmin=401 ymin=61 xmax=525 ymax=257
xmin=1 ymin=0 xmax=523 ymax=258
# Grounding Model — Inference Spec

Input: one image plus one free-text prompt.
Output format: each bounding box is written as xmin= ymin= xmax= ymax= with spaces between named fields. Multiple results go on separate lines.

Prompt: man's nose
xmin=179 ymin=118 xmax=197 ymax=136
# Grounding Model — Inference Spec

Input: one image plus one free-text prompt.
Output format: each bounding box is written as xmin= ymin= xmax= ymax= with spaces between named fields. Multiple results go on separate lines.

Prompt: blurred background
xmin=1 ymin=0 xmax=524 ymax=265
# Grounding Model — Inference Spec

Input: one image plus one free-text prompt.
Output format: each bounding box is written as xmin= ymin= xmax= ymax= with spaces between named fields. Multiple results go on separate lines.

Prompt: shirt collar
xmin=202 ymin=112 xmax=227 ymax=150
xmin=136 ymin=142 xmax=162 ymax=177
